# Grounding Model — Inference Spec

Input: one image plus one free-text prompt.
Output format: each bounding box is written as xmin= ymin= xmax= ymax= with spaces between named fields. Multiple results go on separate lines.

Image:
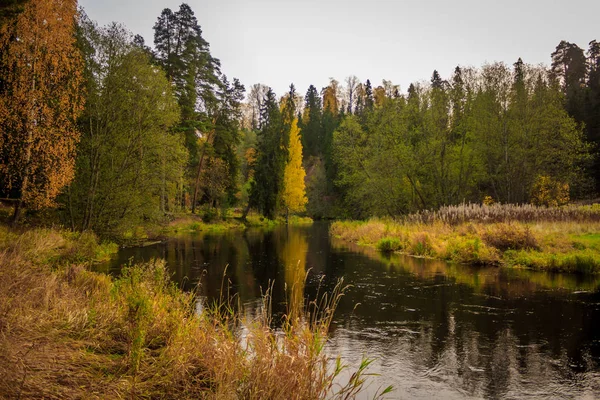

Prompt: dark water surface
xmin=106 ymin=222 xmax=600 ymax=399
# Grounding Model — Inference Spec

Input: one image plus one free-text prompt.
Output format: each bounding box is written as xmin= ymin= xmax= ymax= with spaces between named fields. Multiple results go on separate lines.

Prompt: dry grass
xmin=331 ymin=217 xmax=600 ymax=273
xmin=0 ymin=226 xmax=387 ymax=399
xmin=405 ymin=203 xmax=600 ymax=225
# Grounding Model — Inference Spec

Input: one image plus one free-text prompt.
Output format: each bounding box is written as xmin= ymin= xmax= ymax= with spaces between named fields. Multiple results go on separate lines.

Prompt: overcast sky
xmin=79 ymin=0 xmax=600 ymax=97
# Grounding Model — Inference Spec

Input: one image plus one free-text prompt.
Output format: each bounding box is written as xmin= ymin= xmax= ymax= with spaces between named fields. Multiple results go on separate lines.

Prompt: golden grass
xmin=0 ymin=226 xmax=387 ymax=399
xmin=331 ymin=218 xmax=600 ymax=273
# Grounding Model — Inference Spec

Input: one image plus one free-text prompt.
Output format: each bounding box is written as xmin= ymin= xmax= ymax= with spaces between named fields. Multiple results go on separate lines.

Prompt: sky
xmin=79 ymin=0 xmax=600 ymax=97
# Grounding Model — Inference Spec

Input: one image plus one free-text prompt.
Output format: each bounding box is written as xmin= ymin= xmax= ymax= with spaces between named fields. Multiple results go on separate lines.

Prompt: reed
xmin=0 ymin=226 xmax=388 ymax=399
xmin=331 ymin=211 xmax=600 ymax=274
xmin=404 ymin=203 xmax=600 ymax=225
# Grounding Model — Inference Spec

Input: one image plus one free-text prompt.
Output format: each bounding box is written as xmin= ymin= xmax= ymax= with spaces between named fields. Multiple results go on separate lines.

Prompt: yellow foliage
xmin=282 ymin=119 xmax=307 ymax=213
xmin=322 ymin=85 xmax=338 ymax=114
xmin=0 ymin=0 xmax=84 ymax=210
xmin=530 ymin=175 xmax=570 ymax=207
xmin=373 ymin=86 xmax=386 ymax=107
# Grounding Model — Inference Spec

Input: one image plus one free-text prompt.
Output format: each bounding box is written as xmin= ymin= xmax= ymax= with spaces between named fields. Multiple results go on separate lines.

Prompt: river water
xmin=106 ymin=222 xmax=600 ymax=399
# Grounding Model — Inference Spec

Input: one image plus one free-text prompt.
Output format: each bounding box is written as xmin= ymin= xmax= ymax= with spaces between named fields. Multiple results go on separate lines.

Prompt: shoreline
xmin=331 ymin=218 xmax=600 ymax=275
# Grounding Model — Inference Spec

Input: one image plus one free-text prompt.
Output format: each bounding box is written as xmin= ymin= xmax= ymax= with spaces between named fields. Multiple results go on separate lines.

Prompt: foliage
xmin=249 ymin=88 xmax=288 ymax=219
xmin=65 ymin=21 xmax=184 ymax=235
xmin=282 ymin=119 xmax=308 ymax=214
xmin=530 ymin=175 xmax=570 ymax=207
xmin=0 ymin=0 xmax=84 ymax=221
xmin=376 ymin=237 xmax=403 ymax=253
xmin=331 ymin=63 xmax=589 ymax=218
xmin=153 ymin=4 xmax=244 ymax=214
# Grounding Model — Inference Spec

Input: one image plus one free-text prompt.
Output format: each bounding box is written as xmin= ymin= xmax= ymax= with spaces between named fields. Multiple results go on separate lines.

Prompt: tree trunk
xmin=191 ymin=125 xmax=216 ymax=214
xmin=11 ymin=198 xmax=24 ymax=226
xmin=241 ymin=201 xmax=251 ymax=221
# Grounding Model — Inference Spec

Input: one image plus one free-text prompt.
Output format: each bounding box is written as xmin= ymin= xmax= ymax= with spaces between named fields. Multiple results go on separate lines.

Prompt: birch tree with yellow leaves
xmin=0 ymin=0 xmax=84 ymax=223
xmin=282 ymin=119 xmax=307 ymax=221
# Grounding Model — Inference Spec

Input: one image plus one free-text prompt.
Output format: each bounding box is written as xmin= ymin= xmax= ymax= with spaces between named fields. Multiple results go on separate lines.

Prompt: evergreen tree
xmin=551 ymin=40 xmax=587 ymax=123
xmin=248 ymin=89 xmax=288 ymax=219
xmin=586 ymin=40 xmax=600 ymax=184
xmin=299 ymin=84 xmax=322 ymax=158
xmin=364 ymin=79 xmax=374 ymax=111
xmin=431 ymin=70 xmax=444 ymax=90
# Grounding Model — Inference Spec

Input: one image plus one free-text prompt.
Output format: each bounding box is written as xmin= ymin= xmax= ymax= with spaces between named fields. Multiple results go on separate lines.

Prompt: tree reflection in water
xmin=107 ymin=222 xmax=600 ymax=399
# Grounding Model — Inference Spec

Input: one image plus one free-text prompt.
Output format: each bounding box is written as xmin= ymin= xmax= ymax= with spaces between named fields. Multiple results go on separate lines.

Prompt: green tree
xmin=153 ymin=3 xmax=224 ymax=211
xmin=551 ymin=40 xmax=587 ymax=123
xmin=299 ymin=84 xmax=322 ymax=158
xmin=67 ymin=22 xmax=184 ymax=234
xmin=247 ymin=88 xmax=288 ymax=219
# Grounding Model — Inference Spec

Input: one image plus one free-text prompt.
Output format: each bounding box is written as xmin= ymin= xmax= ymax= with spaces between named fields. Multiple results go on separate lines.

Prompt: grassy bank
xmin=118 ymin=213 xmax=314 ymax=245
xmin=0 ymin=226 xmax=386 ymax=399
xmin=331 ymin=204 xmax=600 ymax=274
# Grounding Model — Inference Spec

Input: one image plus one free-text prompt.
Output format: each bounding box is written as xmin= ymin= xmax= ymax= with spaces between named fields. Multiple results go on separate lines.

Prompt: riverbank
xmin=331 ymin=210 xmax=600 ymax=274
xmin=99 ymin=213 xmax=313 ymax=246
xmin=0 ymin=225 xmax=382 ymax=399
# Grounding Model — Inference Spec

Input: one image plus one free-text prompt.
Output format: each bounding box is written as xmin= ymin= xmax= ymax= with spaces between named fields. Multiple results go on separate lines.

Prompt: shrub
xmin=530 ymin=175 xmax=570 ymax=207
xmin=445 ymin=237 xmax=500 ymax=265
xmin=376 ymin=237 xmax=403 ymax=253
xmin=201 ymin=206 xmax=218 ymax=223
xmin=410 ymin=232 xmax=434 ymax=256
xmin=482 ymin=223 xmax=538 ymax=251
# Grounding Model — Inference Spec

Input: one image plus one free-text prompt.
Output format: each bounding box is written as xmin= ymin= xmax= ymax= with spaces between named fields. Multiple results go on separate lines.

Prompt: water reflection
xmin=107 ymin=222 xmax=600 ymax=399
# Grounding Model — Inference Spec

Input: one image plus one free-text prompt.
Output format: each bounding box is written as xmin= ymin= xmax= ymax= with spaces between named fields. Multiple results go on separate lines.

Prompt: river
xmin=104 ymin=222 xmax=600 ymax=399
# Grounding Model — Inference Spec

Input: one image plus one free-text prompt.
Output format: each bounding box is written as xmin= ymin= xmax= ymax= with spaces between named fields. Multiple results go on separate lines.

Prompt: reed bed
xmin=0 ymin=226 xmax=388 ymax=399
xmin=404 ymin=203 xmax=600 ymax=225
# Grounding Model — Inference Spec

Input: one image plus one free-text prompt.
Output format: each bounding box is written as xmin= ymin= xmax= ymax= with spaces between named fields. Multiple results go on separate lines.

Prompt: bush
xmin=377 ymin=237 xmax=403 ymax=253
xmin=201 ymin=206 xmax=218 ymax=223
xmin=410 ymin=232 xmax=434 ymax=256
xmin=482 ymin=223 xmax=538 ymax=251
xmin=445 ymin=237 xmax=500 ymax=265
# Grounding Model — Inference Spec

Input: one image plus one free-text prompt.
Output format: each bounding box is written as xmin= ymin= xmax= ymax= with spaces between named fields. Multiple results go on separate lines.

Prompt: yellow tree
xmin=282 ymin=119 xmax=307 ymax=220
xmin=0 ymin=0 xmax=84 ymax=223
xmin=322 ymin=79 xmax=339 ymax=114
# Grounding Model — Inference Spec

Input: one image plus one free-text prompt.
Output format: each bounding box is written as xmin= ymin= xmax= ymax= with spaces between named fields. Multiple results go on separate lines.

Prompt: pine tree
xmin=551 ymin=40 xmax=587 ymax=123
xmin=299 ymin=84 xmax=322 ymax=158
xmin=585 ymin=40 xmax=600 ymax=185
xmin=431 ymin=70 xmax=444 ymax=90
xmin=248 ymin=88 xmax=288 ymax=219
xmin=364 ymin=79 xmax=374 ymax=111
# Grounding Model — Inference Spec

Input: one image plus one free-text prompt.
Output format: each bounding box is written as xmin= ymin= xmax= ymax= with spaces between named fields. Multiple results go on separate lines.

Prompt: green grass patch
xmin=376 ymin=237 xmax=403 ymax=253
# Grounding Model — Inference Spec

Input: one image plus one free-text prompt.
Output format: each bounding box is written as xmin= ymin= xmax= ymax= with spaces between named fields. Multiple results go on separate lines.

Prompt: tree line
xmin=0 ymin=0 xmax=598 ymax=233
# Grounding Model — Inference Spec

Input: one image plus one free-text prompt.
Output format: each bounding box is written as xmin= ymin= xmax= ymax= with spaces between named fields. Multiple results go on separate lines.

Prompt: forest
xmin=2 ymin=1 xmax=600 ymax=398
xmin=0 ymin=0 xmax=598 ymax=237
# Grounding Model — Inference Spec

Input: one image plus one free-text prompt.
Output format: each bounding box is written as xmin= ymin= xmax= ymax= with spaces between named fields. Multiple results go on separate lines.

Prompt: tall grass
xmin=0 ymin=226 xmax=388 ymax=399
xmin=404 ymin=203 xmax=600 ymax=225
xmin=331 ymin=215 xmax=600 ymax=274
